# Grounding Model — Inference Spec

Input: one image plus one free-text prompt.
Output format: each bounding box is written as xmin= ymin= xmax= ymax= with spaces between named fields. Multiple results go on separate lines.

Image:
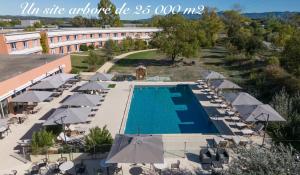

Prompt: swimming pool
xmin=124 ymin=85 xmax=219 ymax=134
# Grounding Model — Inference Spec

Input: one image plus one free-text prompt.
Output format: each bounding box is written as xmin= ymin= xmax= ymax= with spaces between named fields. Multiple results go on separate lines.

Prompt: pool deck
xmin=0 ymin=81 xmax=265 ymax=174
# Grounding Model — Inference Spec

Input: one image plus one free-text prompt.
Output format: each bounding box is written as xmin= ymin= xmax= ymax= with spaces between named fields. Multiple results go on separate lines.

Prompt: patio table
xmin=59 ymin=161 xmax=74 ymax=173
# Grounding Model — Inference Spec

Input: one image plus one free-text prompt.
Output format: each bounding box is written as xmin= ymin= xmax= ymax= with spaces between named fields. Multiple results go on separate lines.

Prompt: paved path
xmin=96 ymin=49 xmax=157 ymax=73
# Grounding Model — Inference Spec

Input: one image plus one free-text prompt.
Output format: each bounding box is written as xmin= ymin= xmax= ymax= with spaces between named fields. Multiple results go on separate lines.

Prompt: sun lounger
xmin=240 ymin=129 xmax=254 ymax=136
xmin=199 ymin=148 xmax=214 ymax=164
xmin=216 ymin=148 xmax=229 ymax=164
xmin=213 ymin=137 xmax=228 ymax=147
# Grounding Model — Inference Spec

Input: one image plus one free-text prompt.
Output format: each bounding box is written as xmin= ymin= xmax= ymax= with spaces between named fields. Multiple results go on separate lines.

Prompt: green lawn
xmin=110 ymin=48 xmax=236 ymax=81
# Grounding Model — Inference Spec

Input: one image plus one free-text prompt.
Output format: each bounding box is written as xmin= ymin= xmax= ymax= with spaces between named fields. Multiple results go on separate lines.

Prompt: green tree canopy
xmin=226 ymin=144 xmax=300 ymax=175
xmin=281 ymin=33 xmax=300 ymax=76
xmin=152 ymin=14 xmax=200 ymax=62
xmin=98 ymin=0 xmax=122 ymax=27
xmin=84 ymin=126 xmax=113 ymax=153
xmin=199 ymin=8 xmax=224 ymax=47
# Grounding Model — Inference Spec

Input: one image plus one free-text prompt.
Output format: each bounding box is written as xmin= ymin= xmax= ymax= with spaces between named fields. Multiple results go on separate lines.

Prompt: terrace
xmin=0 ymin=70 xmax=283 ymax=175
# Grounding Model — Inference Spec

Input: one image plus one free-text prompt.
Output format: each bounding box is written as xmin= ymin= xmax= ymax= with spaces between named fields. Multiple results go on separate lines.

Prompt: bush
xmin=31 ymin=129 xmax=54 ymax=155
xmin=84 ymin=126 xmax=113 ymax=153
xmin=88 ymin=44 xmax=95 ymax=50
xmin=267 ymin=56 xmax=280 ymax=66
xmin=80 ymin=44 xmax=89 ymax=51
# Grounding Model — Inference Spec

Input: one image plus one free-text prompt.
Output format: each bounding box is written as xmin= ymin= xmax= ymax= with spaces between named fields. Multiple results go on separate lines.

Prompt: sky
xmin=0 ymin=0 xmax=300 ymax=20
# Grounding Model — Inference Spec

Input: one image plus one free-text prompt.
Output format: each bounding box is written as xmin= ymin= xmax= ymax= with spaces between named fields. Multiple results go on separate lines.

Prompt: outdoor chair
xmin=253 ymin=123 xmax=265 ymax=135
xmin=30 ymin=165 xmax=40 ymax=175
xmin=11 ymin=170 xmax=17 ymax=175
xmin=216 ymin=148 xmax=229 ymax=164
xmin=200 ymin=148 xmax=214 ymax=164
xmin=48 ymin=163 xmax=60 ymax=174
xmin=170 ymin=160 xmax=180 ymax=170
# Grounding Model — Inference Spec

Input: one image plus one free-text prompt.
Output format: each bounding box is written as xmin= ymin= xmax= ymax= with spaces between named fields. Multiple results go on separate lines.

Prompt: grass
xmin=71 ymin=49 xmax=106 ymax=72
xmin=110 ymin=48 xmax=233 ymax=81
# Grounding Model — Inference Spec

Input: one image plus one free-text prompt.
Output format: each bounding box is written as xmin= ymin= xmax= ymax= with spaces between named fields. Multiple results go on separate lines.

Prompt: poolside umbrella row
xmin=43 ymin=107 xmax=91 ymax=126
xmin=106 ymin=134 xmax=164 ymax=164
xmin=30 ymin=73 xmax=76 ymax=90
xmin=222 ymin=92 xmax=263 ymax=106
xmin=12 ymin=91 xmax=53 ymax=103
xmin=62 ymin=93 xmax=102 ymax=107
xmin=43 ymin=73 xmax=77 ymax=82
xmin=210 ymin=79 xmax=242 ymax=90
xmin=235 ymin=105 xmax=286 ymax=122
xmin=202 ymin=71 xmax=225 ymax=80
xmin=89 ymin=72 xmax=114 ymax=81
xmin=78 ymin=81 xmax=109 ymax=91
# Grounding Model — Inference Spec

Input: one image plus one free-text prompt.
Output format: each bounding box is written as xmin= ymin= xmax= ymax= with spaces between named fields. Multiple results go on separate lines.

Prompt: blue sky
xmin=1 ymin=0 xmax=300 ymax=20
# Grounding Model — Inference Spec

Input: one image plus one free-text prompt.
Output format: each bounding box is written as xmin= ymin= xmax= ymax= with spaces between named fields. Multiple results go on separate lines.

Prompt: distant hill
xmin=181 ymin=11 xmax=300 ymax=20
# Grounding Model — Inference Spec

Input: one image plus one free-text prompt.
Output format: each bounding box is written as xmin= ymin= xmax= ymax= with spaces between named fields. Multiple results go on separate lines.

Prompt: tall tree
xmin=281 ymin=33 xmax=300 ymax=76
xmin=199 ymin=8 xmax=224 ymax=47
xmin=152 ymin=14 xmax=200 ymax=62
xmin=98 ymin=0 xmax=122 ymax=27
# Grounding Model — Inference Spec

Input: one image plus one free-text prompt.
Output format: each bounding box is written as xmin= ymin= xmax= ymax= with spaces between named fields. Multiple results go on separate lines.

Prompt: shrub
xmin=267 ymin=56 xmax=280 ymax=66
xmin=31 ymin=129 xmax=54 ymax=155
xmin=84 ymin=126 xmax=113 ymax=153
xmin=88 ymin=44 xmax=95 ymax=50
xmin=80 ymin=44 xmax=89 ymax=51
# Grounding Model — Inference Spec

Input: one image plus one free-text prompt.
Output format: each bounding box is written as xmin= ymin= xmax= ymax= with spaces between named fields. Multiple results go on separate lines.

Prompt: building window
xmin=23 ymin=41 xmax=29 ymax=49
xmin=75 ymin=44 xmax=78 ymax=51
xmin=82 ymin=34 xmax=86 ymax=39
xmin=121 ymin=33 xmax=125 ymax=37
xmin=74 ymin=35 xmax=78 ymax=40
xmin=90 ymin=34 xmax=93 ymax=38
xmin=99 ymin=34 xmax=102 ymax=38
xmin=51 ymin=49 xmax=56 ymax=54
xmin=58 ymin=36 xmax=62 ymax=42
xmin=10 ymin=42 xmax=17 ymax=51
xmin=66 ymin=35 xmax=70 ymax=41
xmin=67 ymin=45 xmax=71 ymax=53
xmin=33 ymin=39 xmax=38 ymax=47
xmin=114 ymin=33 xmax=118 ymax=37
xmin=59 ymin=46 xmax=64 ymax=54
xmin=50 ymin=37 xmax=54 ymax=43
xmin=106 ymin=33 xmax=110 ymax=37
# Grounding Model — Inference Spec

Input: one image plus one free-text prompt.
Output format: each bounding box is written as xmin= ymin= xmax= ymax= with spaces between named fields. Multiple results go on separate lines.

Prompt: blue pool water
xmin=125 ymin=85 xmax=219 ymax=134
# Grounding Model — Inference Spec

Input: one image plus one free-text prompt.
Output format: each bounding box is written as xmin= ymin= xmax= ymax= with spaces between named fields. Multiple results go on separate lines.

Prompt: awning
xmin=223 ymin=92 xmax=263 ymax=106
xmin=43 ymin=108 xmax=91 ymax=126
xmin=89 ymin=73 xmax=114 ymax=81
xmin=12 ymin=91 xmax=53 ymax=103
xmin=235 ymin=104 xmax=286 ymax=122
xmin=106 ymin=134 xmax=164 ymax=164
xmin=62 ymin=93 xmax=102 ymax=107
xmin=78 ymin=82 xmax=109 ymax=91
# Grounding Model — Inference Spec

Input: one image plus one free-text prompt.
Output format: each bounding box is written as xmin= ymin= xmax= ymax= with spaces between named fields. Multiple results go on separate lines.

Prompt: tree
xmin=80 ymin=44 xmax=89 ymax=51
xmin=281 ymin=34 xmax=300 ymax=76
xmin=84 ymin=126 xmax=113 ymax=153
xmin=225 ymin=144 xmax=300 ymax=175
xmin=71 ymin=16 xmax=87 ymax=27
xmin=86 ymin=51 xmax=102 ymax=71
xmin=40 ymin=32 xmax=49 ymax=54
xmin=199 ymin=8 xmax=224 ymax=47
xmin=244 ymin=36 xmax=263 ymax=56
xmin=98 ymin=0 xmax=122 ymax=27
xmin=152 ymin=14 xmax=200 ymax=62
xmin=31 ymin=130 xmax=54 ymax=155
xmin=33 ymin=22 xmax=42 ymax=28
xmin=222 ymin=10 xmax=248 ymax=38
xmin=134 ymin=39 xmax=147 ymax=50
xmin=103 ymin=40 xmax=115 ymax=60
